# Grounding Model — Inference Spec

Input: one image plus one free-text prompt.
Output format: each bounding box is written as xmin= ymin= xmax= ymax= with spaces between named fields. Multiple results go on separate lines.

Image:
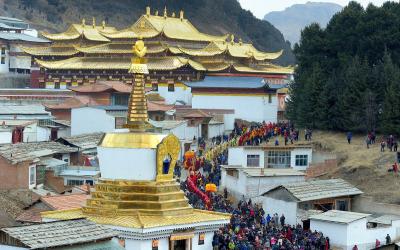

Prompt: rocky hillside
xmin=264 ymin=2 xmax=342 ymax=46
xmin=0 ymin=0 xmax=295 ymax=65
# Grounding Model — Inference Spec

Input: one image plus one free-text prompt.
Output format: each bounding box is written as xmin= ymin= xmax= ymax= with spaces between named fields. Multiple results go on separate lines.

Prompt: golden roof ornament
xmin=146 ymin=6 xmax=150 ymax=17
xmin=230 ymin=34 xmax=235 ymax=44
xmin=81 ymin=18 xmax=86 ymax=28
xmin=171 ymin=12 xmax=176 ymax=18
xmin=92 ymin=17 xmax=96 ymax=28
xmin=102 ymin=20 xmax=106 ymax=30
xmin=239 ymin=38 xmax=243 ymax=46
xmin=155 ymin=10 xmax=159 ymax=16
xmin=164 ymin=6 xmax=167 ymax=18
xmin=180 ymin=10 xmax=184 ymax=20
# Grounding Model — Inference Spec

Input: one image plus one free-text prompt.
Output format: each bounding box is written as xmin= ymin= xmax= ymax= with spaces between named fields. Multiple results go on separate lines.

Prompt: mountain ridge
xmin=264 ymin=1 xmax=343 ymax=45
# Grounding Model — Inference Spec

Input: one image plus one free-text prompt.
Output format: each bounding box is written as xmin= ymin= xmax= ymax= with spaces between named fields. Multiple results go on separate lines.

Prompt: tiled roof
xmin=57 ymin=132 xmax=104 ymax=150
xmin=149 ymin=120 xmax=187 ymax=130
xmin=0 ymin=141 xmax=78 ymax=164
xmin=16 ymin=208 xmax=45 ymax=223
xmin=310 ymin=210 xmax=370 ymax=224
xmin=44 ymin=96 xmax=99 ymax=110
xmin=147 ymin=101 xmax=173 ymax=112
xmin=182 ymin=109 xmax=213 ymax=118
xmin=41 ymin=193 xmax=88 ymax=210
xmin=265 ymin=179 xmax=363 ymax=202
xmin=69 ymin=81 xmax=132 ymax=93
xmin=0 ymin=32 xmax=49 ymax=43
xmin=0 ymin=105 xmax=49 ymax=115
xmin=1 ymin=219 xmax=117 ymax=249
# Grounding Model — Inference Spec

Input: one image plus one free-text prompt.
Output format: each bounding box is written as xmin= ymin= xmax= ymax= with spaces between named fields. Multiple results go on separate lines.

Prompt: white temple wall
xmin=98 ymin=147 xmax=157 ymax=181
xmin=71 ymin=107 xmax=115 ymax=136
xmin=156 ymin=85 xmax=192 ymax=105
xmin=192 ymin=232 xmax=214 ymax=250
xmin=125 ymin=238 xmax=169 ymax=250
xmin=262 ymin=197 xmax=298 ymax=225
xmin=192 ymin=94 xmax=277 ymax=123
xmin=311 ymin=220 xmax=348 ymax=249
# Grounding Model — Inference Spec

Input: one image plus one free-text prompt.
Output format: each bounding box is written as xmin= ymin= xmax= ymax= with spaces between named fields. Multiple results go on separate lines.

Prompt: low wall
xmin=353 ymin=196 xmax=400 ymax=216
xmin=306 ymin=159 xmax=337 ymax=178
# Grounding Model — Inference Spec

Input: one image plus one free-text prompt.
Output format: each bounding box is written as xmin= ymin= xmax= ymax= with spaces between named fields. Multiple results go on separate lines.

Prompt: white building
xmin=262 ymin=179 xmax=363 ymax=226
xmin=0 ymin=17 xmax=48 ymax=74
xmin=0 ymin=119 xmax=70 ymax=144
xmin=71 ymin=106 xmax=127 ymax=136
xmin=310 ymin=210 xmax=400 ymax=250
xmin=146 ymin=82 xmax=192 ymax=105
xmin=186 ymin=76 xmax=280 ymax=123
xmin=221 ymin=167 xmax=305 ymax=201
xmin=227 ymin=145 xmax=313 ymax=170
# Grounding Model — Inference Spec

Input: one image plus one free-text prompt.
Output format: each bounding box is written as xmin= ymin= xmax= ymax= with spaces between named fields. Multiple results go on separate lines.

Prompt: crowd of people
xmin=234 ymin=122 xmax=301 ymax=147
xmin=173 ymin=122 xmax=327 ymax=249
xmin=213 ymin=199 xmax=329 ymax=250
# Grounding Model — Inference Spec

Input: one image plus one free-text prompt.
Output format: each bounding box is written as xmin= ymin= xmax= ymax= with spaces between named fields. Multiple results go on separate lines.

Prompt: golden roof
xmin=42 ymin=23 xmax=117 ymax=42
xmin=101 ymin=13 xmax=228 ymax=42
xmin=168 ymin=41 xmax=283 ymax=61
xmin=35 ymin=56 xmax=205 ymax=71
xmin=75 ymin=42 xmax=166 ymax=54
xmin=199 ymin=62 xmax=294 ymax=74
xmin=42 ymin=208 xmax=230 ymax=229
xmin=21 ymin=46 xmax=79 ymax=56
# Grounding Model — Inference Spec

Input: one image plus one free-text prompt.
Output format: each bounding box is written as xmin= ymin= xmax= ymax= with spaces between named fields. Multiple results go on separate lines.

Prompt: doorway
xmin=201 ymin=123 xmax=208 ymax=139
xmin=173 ymin=240 xmax=186 ymax=250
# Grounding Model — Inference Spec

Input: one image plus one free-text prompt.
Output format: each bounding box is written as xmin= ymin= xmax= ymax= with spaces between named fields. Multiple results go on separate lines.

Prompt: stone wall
xmin=353 ymin=195 xmax=400 ymax=216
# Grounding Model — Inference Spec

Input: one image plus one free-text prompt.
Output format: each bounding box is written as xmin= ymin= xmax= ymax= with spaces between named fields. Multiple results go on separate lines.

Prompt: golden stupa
xmin=42 ymin=40 xmax=230 ymax=242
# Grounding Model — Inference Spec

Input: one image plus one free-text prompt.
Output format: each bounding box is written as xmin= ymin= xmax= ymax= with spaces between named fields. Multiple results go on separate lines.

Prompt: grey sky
xmin=238 ymin=0 xmax=389 ymax=18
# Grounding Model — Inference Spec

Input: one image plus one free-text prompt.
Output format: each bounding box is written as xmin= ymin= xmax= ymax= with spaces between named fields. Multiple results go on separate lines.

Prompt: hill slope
xmin=0 ymin=0 xmax=294 ymax=65
xmin=264 ymin=2 xmax=342 ymax=45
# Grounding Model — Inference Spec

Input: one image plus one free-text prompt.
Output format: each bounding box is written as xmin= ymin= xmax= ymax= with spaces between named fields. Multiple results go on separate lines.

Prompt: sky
xmin=238 ymin=0 xmax=389 ymax=19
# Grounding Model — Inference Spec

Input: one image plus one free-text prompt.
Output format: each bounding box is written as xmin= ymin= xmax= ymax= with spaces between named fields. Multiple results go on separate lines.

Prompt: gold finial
xmin=102 ymin=20 xmax=105 ymax=29
xmin=146 ymin=6 xmax=150 ymax=16
xmin=239 ymin=38 xmax=243 ymax=45
xmin=132 ymin=39 xmax=147 ymax=59
xmin=81 ymin=18 xmax=86 ymax=27
xmin=92 ymin=17 xmax=96 ymax=28
xmin=230 ymin=34 xmax=235 ymax=44
xmin=164 ymin=6 xmax=167 ymax=18
xmin=171 ymin=12 xmax=176 ymax=18
xmin=155 ymin=10 xmax=159 ymax=16
xmin=179 ymin=10 xmax=184 ymax=20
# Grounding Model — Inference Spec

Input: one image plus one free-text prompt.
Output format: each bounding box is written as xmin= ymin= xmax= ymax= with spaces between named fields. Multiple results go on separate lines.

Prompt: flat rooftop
xmin=310 ymin=210 xmax=370 ymax=224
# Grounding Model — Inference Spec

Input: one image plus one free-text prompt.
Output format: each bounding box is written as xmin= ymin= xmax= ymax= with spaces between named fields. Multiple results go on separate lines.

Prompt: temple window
xmin=1 ymin=47 xmax=5 ymax=55
xmin=246 ymin=154 xmax=260 ymax=167
xmin=0 ymin=57 xmax=4 ymax=64
xmin=268 ymin=94 xmax=272 ymax=103
xmin=168 ymin=84 xmax=175 ymax=92
xmin=152 ymin=83 xmax=158 ymax=91
xmin=295 ymin=155 xmax=308 ymax=166
xmin=266 ymin=150 xmax=291 ymax=168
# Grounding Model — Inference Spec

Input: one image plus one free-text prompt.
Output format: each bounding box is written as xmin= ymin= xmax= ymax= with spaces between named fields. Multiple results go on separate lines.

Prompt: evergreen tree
xmin=380 ymin=53 xmax=400 ymax=134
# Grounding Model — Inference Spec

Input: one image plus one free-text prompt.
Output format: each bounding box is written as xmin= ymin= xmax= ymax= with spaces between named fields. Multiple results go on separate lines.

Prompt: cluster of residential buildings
xmin=0 ymin=7 xmax=398 ymax=250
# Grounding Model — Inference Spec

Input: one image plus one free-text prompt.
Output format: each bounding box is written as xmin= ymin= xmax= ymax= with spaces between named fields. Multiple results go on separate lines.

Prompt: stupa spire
xmin=124 ymin=39 xmax=154 ymax=132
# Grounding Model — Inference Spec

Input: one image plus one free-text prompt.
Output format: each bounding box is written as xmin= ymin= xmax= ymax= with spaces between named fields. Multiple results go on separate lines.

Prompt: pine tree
xmin=338 ymin=57 xmax=369 ymax=131
xmin=380 ymin=53 xmax=400 ymax=134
